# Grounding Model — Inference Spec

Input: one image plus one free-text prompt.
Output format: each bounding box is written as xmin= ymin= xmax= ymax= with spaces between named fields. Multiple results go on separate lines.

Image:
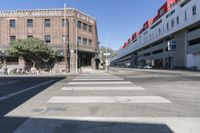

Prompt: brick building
xmin=0 ymin=8 xmax=99 ymax=73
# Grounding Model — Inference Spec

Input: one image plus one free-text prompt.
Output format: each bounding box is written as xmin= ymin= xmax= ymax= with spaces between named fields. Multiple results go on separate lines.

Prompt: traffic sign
xmin=103 ymin=53 xmax=111 ymax=56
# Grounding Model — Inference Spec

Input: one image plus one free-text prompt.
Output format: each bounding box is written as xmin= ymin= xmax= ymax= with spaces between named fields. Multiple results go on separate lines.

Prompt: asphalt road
xmin=0 ymin=76 xmax=65 ymax=133
xmin=0 ymin=69 xmax=200 ymax=133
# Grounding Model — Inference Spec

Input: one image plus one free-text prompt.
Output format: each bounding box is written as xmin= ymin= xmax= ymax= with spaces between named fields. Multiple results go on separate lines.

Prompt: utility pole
xmin=75 ymin=20 xmax=78 ymax=74
xmin=105 ymin=38 xmax=108 ymax=72
xmin=63 ymin=3 xmax=69 ymax=73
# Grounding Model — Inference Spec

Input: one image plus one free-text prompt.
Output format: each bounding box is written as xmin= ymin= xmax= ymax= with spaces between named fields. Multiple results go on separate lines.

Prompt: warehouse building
xmin=111 ymin=0 xmax=200 ymax=70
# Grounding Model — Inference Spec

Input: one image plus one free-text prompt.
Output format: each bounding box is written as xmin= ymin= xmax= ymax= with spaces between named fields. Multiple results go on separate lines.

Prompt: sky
xmin=0 ymin=0 xmax=166 ymax=50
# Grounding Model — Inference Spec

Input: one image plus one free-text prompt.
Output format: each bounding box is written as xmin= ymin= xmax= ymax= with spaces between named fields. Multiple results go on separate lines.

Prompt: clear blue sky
xmin=0 ymin=0 xmax=166 ymax=50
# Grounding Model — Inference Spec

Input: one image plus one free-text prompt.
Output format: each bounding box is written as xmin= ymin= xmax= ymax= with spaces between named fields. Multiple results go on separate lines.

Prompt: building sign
xmin=77 ymin=12 xmax=94 ymax=24
xmin=0 ymin=10 xmax=63 ymax=17
xmin=0 ymin=8 xmax=95 ymax=24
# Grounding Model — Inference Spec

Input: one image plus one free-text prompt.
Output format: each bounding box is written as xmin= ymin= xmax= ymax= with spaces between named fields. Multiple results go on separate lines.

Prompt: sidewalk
xmin=110 ymin=67 xmax=200 ymax=76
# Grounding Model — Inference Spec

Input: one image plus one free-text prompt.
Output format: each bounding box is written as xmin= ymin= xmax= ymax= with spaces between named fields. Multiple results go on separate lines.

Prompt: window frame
xmin=192 ymin=5 xmax=197 ymax=15
xmin=88 ymin=25 xmax=92 ymax=32
xmin=44 ymin=19 xmax=51 ymax=27
xmin=27 ymin=19 xmax=33 ymax=28
xmin=10 ymin=20 xmax=16 ymax=28
xmin=10 ymin=36 xmax=16 ymax=42
xmin=77 ymin=21 xmax=82 ymax=29
xmin=62 ymin=19 xmax=68 ymax=27
xmin=83 ymin=38 xmax=87 ymax=45
xmin=77 ymin=36 xmax=82 ymax=44
xmin=83 ymin=23 xmax=88 ymax=31
xmin=45 ymin=35 xmax=51 ymax=43
xmin=89 ymin=39 xmax=92 ymax=46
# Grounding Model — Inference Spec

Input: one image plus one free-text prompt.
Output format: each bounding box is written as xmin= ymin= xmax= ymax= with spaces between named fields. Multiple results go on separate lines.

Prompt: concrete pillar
xmin=91 ymin=54 xmax=96 ymax=70
xmin=163 ymin=48 xmax=166 ymax=68
xmin=70 ymin=49 xmax=76 ymax=73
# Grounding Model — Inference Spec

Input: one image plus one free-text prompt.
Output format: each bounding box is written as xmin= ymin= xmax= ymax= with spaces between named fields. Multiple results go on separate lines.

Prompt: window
xmin=45 ymin=35 xmax=51 ymax=43
xmin=88 ymin=25 xmax=92 ymax=32
xmin=181 ymin=0 xmax=192 ymax=8
xmin=152 ymin=49 xmax=163 ymax=55
xmin=27 ymin=35 xmax=33 ymax=38
xmin=171 ymin=19 xmax=175 ymax=28
xmin=89 ymin=39 xmax=92 ymax=46
xmin=159 ymin=8 xmax=164 ymax=16
xmin=188 ymin=38 xmax=200 ymax=46
xmin=188 ymin=24 xmax=200 ymax=32
xmin=167 ymin=23 xmax=169 ymax=30
xmin=177 ymin=16 xmax=180 ymax=24
xmin=10 ymin=20 xmax=16 ymax=28
xmin=77 ymin=36 xmax=82 ymax=44
xmin=159 ymin=28 xmax=161 ymax=35
xmin=10 ymin=36 xmax=16 ymax=41
xmin=62 ymin=19 xmax=68 ymax=27
xmin=192 ymin=5 xmax=197 ymax=15
xmin=83 ymin=23 xmax=88 ymax=31
xmin=185 ymin=11 xmax=187 ymax=20
xmin=78 ymin=21 xmax=82 ymax=29
xmin=83 ymin=38 xmax=87 ymax=45
xmin=44 ymin=19 xmax=51 ymax=27
xmin=27 ymin=19 xmax=33 ymax=27
xmin=10 ymin=36 xmax=16 ymax=42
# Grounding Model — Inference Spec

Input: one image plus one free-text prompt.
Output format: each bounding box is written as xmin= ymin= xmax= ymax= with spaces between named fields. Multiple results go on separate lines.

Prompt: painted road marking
xmin=48 ymin=96 xmax=171 ymax=104
xmin=0 ymin=81 xmax=19 ymax=86
xmin=73 ymin=78 xmax=124 ymax=81
xmin=68 ymin=81 xmax=133 ymax=85
xmin=61 ymin=86 xmax=145 ymax=91
xmin=0 ymin=80 xmax=55 ymax=101
xmin=74 ymin=77 xmax=120 ymax=79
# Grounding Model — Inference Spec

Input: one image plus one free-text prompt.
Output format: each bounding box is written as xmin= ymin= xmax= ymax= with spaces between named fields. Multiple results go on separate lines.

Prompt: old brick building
xmin=0 ymin=8 xmax=99 ymax=73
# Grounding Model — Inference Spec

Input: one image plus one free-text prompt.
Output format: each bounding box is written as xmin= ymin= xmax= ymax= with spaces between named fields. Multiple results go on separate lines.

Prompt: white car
xmin=143 ymin=65 xmax=153 ymax=69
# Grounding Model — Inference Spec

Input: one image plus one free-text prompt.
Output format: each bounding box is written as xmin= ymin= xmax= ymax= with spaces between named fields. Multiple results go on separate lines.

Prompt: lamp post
xmin=75 ymin=20 xmax=79 ymax=74
xmin=63 ymin=3 xmax=70 ymax=73
xmin=63 ymin=3 xmax=67 ymax=73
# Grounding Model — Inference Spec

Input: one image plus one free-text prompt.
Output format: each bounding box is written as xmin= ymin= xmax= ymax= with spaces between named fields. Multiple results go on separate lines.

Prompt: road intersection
xmin=0 ymin=69 xmax=200 ymax=133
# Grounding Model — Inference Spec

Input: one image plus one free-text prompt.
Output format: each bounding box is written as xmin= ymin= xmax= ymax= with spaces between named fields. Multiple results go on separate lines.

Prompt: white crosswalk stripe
xmin=73 ymin=78 xmax=124 ymax=81
xmin=67 ymin=81 xmax=133 ymax=85
xmin=48 ymin=96 xmax=171 ymax=104
xmin=61 ymin=86 xmax=145 ymax=91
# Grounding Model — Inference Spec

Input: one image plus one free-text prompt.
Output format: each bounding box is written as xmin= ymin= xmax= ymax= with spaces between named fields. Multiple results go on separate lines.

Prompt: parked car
xmin=143 ymin=65 xmax=153 ymax=69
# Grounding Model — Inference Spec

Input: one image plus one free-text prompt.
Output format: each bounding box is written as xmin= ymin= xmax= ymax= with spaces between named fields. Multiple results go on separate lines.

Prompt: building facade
xmin=111 ymin=0 xmax=200 ymax=70
xmin=0 ymin=8 xmax=99 ymax=73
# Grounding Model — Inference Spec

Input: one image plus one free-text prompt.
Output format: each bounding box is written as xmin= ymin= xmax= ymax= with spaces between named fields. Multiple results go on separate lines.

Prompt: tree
xmin=99 ymin=46 xmax=117 ymax=59
xmin=9 ymin=38 xmax=56 ymax=69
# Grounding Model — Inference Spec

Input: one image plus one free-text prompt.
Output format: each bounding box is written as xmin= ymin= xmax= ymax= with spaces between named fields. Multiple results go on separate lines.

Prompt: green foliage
xmin=9 ymin=38 xmax=56 ymax=68
xmin=99 ymin=46 xmax=117 ymax=58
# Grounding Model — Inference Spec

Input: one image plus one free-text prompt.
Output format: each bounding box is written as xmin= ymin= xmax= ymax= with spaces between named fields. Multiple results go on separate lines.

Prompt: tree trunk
xmin=32 ymin=60 xmax=36 ymax=68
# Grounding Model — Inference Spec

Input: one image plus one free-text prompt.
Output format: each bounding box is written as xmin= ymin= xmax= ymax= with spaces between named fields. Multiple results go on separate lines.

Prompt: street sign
xmin=103 ymin=53 xmax=111 ymax=56
xmin=172 ymin=41 xmax=176 ymax=50
xmin=168 ymin=41 xmax=176 ymax=51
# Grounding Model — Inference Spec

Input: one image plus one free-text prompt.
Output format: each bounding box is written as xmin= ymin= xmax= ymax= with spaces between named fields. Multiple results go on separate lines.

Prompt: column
xmin=91 ymin=54 xmax=96 ymax=70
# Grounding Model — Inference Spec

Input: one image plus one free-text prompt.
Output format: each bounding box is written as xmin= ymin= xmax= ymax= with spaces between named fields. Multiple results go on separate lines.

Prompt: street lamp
xmin=63 ymin=3 xmax=70 ymax=73
xmin=75 ymin=20 xmax=79 ymax=74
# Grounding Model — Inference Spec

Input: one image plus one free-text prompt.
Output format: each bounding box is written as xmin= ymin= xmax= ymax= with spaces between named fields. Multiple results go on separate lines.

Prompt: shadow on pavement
xmin=2 ymin=116 xmax=174 ymax=133
xmin=0 ymin=76 xmax=65 ymax=133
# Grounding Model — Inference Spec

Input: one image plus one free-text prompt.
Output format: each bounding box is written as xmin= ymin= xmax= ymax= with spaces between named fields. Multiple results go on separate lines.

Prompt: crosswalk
xmin=13 ymin=72 xmax=200 ymax=133
xmin=48 ymin=73 xmax=171 ymax=104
